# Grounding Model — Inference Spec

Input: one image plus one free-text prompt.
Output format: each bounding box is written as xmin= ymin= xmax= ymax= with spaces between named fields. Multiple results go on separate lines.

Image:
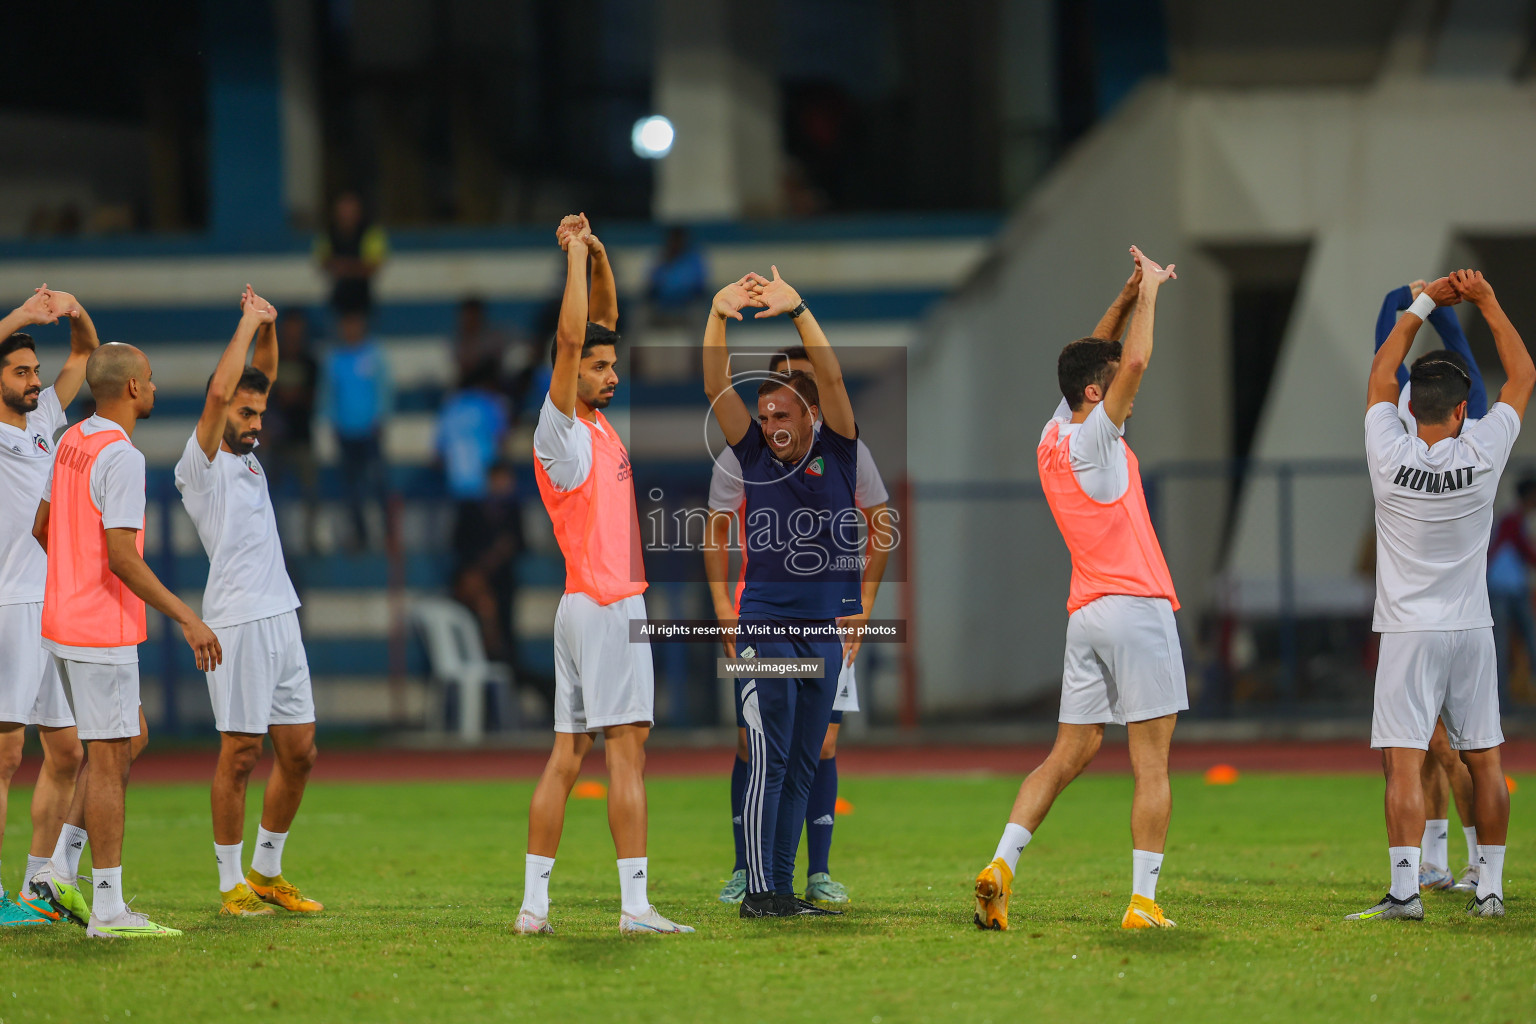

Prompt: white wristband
xmin=1407 ymin=292 xmax=1436 ymax=321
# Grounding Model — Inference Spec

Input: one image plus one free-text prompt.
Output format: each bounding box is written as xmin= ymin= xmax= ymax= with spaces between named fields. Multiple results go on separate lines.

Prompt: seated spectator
xmin=647 ymin=226 xmax=707 ymax=322
xmin=320 ymin=311 xmax=394 ymax=550
xmin=315 ymin=191 xmax=388 ymax=316
xmin=451 ymin=461 xmax=525 ymax=663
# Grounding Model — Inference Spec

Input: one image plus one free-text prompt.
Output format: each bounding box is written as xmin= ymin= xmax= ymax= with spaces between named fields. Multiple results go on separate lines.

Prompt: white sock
xmin=53 ymin=824 xmax=87 ymax=878
xmin=251 ymin=827 xmax=286 ymax=878
xmin=215 ymin=842 xmax=245 ymax=892
xmin=1422 ymin=819 xmax=1449 ymax=869
xmin=92 ymin=865 xmax=125 ymax=920
xmin=1476 ymin=844 xmax=1505 ymax=900
xmin=993 ymin=823 xmax=1032 ymax=873
xmin=521 ymin=855 xmax=555 ymax=917
xmin=25 ymin=854 xmax=50 ymax=884
xmin=1389 ymin=846 xmax=1419 ymax=901
xmin=617 ymin=857 xmax=650 ymax=917
xmin=1463 ymin=825 xmax=1479 ymax=867
xmin=1132 ymin=850 xmax=1164 ymax=900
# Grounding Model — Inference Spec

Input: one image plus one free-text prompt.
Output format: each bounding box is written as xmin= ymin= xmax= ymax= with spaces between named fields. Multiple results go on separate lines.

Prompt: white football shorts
xmin=1059 ymin=595 xmax=1188 ymax=726
xmin=206 ymin=611 xmax=316 ymax=734
xmin=0 ymin=602 xmax=73 ymax=728
xmin=552 ymin=592 xmax=654 ymax=733
xmin=54 ymin=656 xmax=139 ymax=741
xmin=1372 ymin=628 xmax=1502 ymax=751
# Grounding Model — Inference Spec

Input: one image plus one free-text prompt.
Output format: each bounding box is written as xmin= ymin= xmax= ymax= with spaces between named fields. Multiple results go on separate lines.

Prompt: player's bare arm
xmin=754 ymin=266 xmax=855 ymax=440
xmin=704 ymin=509 xmax=738 ymax=657
xmin=40 ymin=288 xmax=101 ymax=407
xmin=1367 ymin=276 xmax=1458 ymax=410
xmin=1452 ymin=269 xmax=1535 ymax=418
xmin=549 ymin=225 xmax=591 ymax=419
xmin=1103 ymin=246 xmax=1176 ymax=428
xmin=703 ymin=274 xmax=766 ymax=445
xmin=1091 ymin=258 xmax=1142 ymax=341
xmin=570 ymin=213 xmax=619 ymax=331
xmin=103 ymin=527 xmax=222 ymax=671
xmin=196 ymin=288 xmax=270 ymax=460
xmin=248 ymin=287 xmax=279 ymax=381
xmin=31 ymin=497 xmax=49 ymax=551
xmin=839 ymin=502 xmax=894 ymax=665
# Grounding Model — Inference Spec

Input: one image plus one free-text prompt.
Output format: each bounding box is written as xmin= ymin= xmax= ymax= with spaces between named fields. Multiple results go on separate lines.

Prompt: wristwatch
xmin=788 ymin=299 xmax=808 ymax=319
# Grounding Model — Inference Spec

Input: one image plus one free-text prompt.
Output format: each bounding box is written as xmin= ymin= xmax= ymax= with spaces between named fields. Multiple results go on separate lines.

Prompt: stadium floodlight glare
xmin=632 ymin=115 xmax=675 ymax=159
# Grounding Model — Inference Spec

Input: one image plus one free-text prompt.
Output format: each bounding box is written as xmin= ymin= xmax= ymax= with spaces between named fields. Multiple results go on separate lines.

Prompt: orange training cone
xmin=1204 ymin=764 xmax=1240 ymax=785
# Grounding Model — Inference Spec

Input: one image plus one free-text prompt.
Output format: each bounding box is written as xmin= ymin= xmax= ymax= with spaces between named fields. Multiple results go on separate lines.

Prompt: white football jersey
xmin=1366 ymin=401 xmax=1520 ymax=632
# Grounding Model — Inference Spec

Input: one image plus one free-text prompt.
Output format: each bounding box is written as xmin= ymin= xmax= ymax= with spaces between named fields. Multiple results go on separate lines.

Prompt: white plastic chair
xmin=411 ymin=597 xmax=514 ymax=741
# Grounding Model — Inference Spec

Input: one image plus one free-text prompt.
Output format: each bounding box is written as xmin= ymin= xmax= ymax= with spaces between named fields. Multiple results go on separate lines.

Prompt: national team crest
xmin=33 ymin=435 xmax=49 ymax=454
xmin=806 ymin=456 xmax=824 ymax=477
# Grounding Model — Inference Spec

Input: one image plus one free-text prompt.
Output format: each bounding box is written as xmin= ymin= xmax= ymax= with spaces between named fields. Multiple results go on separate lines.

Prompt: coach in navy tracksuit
xmin=703 ymin=266 xmax=861 ymax=918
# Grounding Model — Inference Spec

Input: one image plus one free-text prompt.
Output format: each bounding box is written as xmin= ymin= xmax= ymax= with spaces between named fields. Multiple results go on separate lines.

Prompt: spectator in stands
xmin=266 ymin=308 xmax=321 ymax=554
xmin=436 ymin=361 xmax=510 ymax=508
xmin=320 ymin=311 xmax=393 ymax=550
xmin=647 ymin=226 xmax=707 ymax=323
xmin=315 ymin=191 xmax=388 ymax=316
xmin=453 ymin=297 xmax=539 ymax=417
xmin=450 ymin=461 xmax=525 ymax=662
xmin=1488 ymin=477 xmax=1536 ymax=706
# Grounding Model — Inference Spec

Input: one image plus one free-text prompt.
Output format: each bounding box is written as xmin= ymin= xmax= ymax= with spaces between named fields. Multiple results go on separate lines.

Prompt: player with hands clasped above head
xmin=974 ymin=246 xmax=1187 ymax=931
xmin=1349 ymin=270 xmax=1531 ymax=922
xmin=517 ymin=214 xmax=692 ymax=937
xmin=705 ymin=265 xmax=861 ymax=919
xmin=0 ymin=287 xmax=96 ymax=927
xmin=174 ymin=286 xmax=323 ymax=919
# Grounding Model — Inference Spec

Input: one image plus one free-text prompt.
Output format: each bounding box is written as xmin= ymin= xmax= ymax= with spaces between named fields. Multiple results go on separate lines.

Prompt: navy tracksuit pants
xmin=737 ymin=631 xmax=841 ymax=896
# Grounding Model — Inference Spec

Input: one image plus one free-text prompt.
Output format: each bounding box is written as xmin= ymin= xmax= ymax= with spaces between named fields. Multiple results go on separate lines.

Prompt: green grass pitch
xmin=2 ymin=770 xmax=1533 ymax=1023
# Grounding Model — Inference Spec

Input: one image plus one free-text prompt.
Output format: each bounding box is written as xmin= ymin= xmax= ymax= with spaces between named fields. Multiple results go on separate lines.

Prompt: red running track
xmin=10 ymin=739 xmax=1536 ymax=785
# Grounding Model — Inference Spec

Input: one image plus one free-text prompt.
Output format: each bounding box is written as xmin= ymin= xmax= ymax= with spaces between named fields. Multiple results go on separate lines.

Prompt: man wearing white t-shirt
xmin=1349 ymin=270 xmax=1532 ymax=922
xmin=0 ymin=288 xmax=96 ymax=927
xmin=707 ymin=345 xmax=895 ymax=905
xmin=175 ymin=287 xmax=322 ymax=919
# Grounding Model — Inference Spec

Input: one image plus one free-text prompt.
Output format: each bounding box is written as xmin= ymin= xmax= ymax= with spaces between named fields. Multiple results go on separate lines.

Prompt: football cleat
xmin=973 ymin=857 xmax=1012 ymax=931
xmin=1466 ymin=893 xmax=1505 ymax=918
xmin=220 ymin=883 xmax=277 ymax=917
xmin=718 ymin=868 xmax=747 ymax=904
xmin=787 ymin=895 xmax=842 ymax=916
xmin=0 ymin=893 xmax=52 ymax=927
xmin=805 ymin=872 xmax=849 ymax=903
xmin=28 ymin=866 xmax=88 ymax=927
xmin=1122 ymin=894 xmax=1177 ymax=929
xmin=86 ymin=908 xmax=182 ymax=939
xmin=12 ymin=889 xmax=61 ymax=922
xmin=245 ymin=870 xmax=323 ymax=912
xmin=1451 ymin=864 xmax=1479 ymax=893
xmin=1345 ymin=892 xmax=1423 ymax=920
xmin=619 ymin=906 xmax=695 ymax=934
xmin=739 ymin=892 xmax=782 ymax=918
xmin=1419 ymin=862 xmax=1453 ymax=891
xmin=513 ymin=909 xmax=554 ymax=934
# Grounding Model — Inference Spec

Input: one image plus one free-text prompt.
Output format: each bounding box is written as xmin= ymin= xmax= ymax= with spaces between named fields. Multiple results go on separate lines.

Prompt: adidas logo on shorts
xmin=1397 ymin=858 xmax=1412 ymax=868
xmin=812 ymin=814 xmax=835 ymax=825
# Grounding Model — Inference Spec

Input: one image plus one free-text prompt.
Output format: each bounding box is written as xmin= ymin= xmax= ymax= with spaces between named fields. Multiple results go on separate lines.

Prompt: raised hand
xmin=1449 ymin=269 xmax=1493 ymax=305
xmin=1422 ymin=276 xmax=1461 ymax=307
xmin=556 ymin=213 xmax=592 ymax=252
xmin=41 ymin=287 xmax=82 ymax=319
xmin=1409 ymin=279 xmax=1428 ymax=301
xmin=712 ymin=273 xmax=767 ymax=321
xmin=1129 ymin=245 xmax=1176 ymax=286
xmin=242 ymin=284 xmax=277 ymax=323
xmin=16 ymin=288 xmax=57 ymax=324
xmin=752 ymin=265 xmax=803 ymax=318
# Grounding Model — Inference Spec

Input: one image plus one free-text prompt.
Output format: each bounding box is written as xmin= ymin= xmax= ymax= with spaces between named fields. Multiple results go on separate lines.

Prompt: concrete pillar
xmin=274 ymin=0 xmax=324 ymax=229
xmin=653 ymin=0 xmax=783 ymax=220
xmin=205 ymin=0 xmax=287 ymax=243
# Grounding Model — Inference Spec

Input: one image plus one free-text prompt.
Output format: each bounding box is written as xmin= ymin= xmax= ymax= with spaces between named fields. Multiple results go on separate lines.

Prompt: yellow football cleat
xmin=246 ymin=870 xmax=324 ymax=913
xmin=973 ymin=857 xmax=1013 ymax=931
xmin=1121 ymin=894 xmax=1176 ymax=929
xmin=220 ymin=883 xmax=277 ymax=917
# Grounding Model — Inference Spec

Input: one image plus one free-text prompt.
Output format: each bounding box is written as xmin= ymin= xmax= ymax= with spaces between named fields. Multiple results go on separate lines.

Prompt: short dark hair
xmin=1411 ymin=348 xmax=1469 ymax=374
xmin=549 ymin=322 xmax=621 ymax=366
xmin=1057 ymin=337 xmax=1122 ymax=410
xmin=0 ymin=333 xmax=36 ymax=369
xmin=205 ymin=366 xmax=272 ymax=397
xmin=756 ymin=369 xmax=819 ymax=410
xmin=769 ymin=346 xmax=810 ymax=372
xmin=1408 ymin=358 xmax=1470 ymax=425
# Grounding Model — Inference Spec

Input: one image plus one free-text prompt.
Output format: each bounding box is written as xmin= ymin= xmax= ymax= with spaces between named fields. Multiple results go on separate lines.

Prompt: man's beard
xmin=225 ymin=428 xmax=258 ymax=454
xmin=1 ymin=385 xmax=39 ymax=414
xmin=587 ymin=389 xmax=614 ymax=408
